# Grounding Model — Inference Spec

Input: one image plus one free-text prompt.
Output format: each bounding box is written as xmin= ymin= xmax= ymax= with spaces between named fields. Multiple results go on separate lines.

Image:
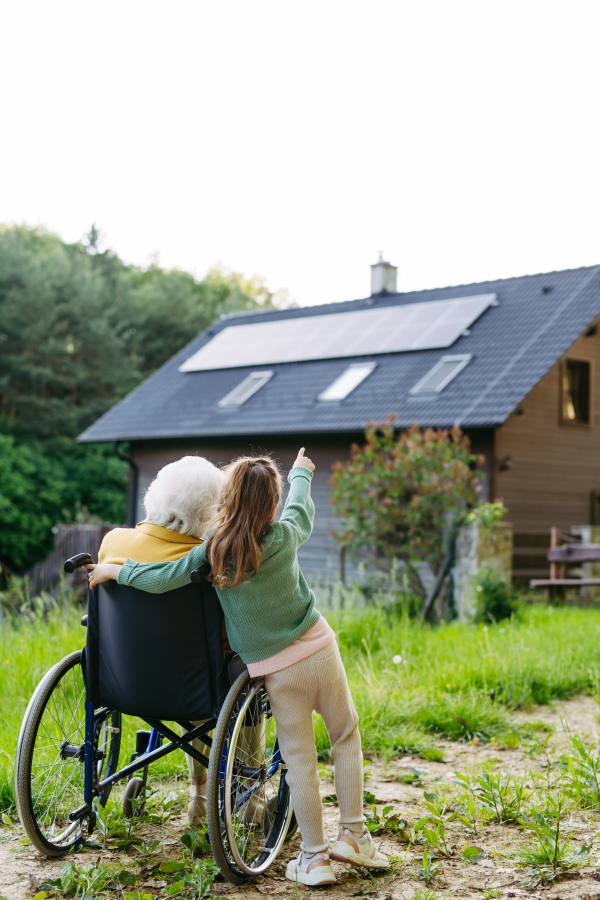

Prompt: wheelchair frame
xmin=78 ymin=709 xmax=216 ymax=824
xmin=79 ymin=709 xmax=283 ymax=824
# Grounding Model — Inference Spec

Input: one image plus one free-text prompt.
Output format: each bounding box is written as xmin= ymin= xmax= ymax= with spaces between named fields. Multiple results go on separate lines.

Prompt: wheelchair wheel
xmin=15 ymin=650 xmax=121 ymax=856
xmin=122 ymin=775 xmax=146 ymax=818
xmin=206 ymin=670 xmax=294 ymax=884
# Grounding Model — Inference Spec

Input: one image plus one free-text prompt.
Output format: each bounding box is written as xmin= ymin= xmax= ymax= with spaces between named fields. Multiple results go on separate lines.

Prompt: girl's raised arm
xmin=279 ymin=447 xmax=316 ymax=546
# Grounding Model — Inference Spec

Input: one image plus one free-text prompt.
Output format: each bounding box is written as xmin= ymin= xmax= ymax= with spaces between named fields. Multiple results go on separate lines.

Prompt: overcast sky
xmin=1 ymin=1 xmax=599 ymax=307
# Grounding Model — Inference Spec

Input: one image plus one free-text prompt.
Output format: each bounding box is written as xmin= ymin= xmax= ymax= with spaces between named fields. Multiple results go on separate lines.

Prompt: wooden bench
xmin=530 ymin=527 xmax=600 ymax=599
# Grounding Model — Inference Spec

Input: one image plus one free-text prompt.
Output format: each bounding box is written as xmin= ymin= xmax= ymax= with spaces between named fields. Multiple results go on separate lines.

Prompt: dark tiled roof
xmin=78 ymin=265 xmax=600 ymax=441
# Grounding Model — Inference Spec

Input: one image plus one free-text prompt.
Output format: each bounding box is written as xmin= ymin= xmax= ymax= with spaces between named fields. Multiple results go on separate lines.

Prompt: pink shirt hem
xmin=247 ymin=615 xmax=335 ymax=677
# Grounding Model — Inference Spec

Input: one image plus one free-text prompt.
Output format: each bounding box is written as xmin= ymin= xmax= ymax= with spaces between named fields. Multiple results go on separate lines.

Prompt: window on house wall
xmin=561 ymin=359 xmax=591 ymax=424
xmin=590 ymin=490 xmax=600 ymax=525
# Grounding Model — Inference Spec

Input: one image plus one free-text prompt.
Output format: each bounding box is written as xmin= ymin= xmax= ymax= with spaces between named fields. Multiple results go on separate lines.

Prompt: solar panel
xmin=180 ymin=294 xmax=496 ymax=372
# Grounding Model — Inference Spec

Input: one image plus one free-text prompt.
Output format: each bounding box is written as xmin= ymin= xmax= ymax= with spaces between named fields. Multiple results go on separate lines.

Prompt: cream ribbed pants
xmin=265 ymin=640 xmax=364 ymax=854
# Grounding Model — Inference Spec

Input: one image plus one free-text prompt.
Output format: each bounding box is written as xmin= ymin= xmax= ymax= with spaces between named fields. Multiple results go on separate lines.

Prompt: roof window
xmin=318 ymin=363 xmax=376 ymax=402
xmin=410 ymin=354 xmax=471 ymax=395
xmin=218 ymin=371 xmax=273 ymax=408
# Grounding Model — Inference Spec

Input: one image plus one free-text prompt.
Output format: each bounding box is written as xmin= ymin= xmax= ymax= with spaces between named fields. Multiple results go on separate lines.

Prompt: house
xmin=79 ymin=259 xmax=600 ymax=583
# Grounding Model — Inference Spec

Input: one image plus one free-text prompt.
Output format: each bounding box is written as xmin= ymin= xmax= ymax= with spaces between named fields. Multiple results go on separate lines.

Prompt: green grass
xmin=314 ymin=601 xmax=600 ymax=758
xmin=331 ymin=602 xmax=600 ymax=708
xmin=3 ymin=594 xmax=600 ymax=813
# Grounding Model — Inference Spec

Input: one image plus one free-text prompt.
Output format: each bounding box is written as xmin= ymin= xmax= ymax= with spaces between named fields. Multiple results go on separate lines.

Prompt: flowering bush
xmin=466 ymin=501 xmax=507 ymax=530
xmin=330 ymin=415 xmax=479 ymax=578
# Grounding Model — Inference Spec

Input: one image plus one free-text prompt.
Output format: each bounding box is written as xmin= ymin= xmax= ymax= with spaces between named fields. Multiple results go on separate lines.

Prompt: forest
xmin=0 ymin=225 xmax=284 ymax=571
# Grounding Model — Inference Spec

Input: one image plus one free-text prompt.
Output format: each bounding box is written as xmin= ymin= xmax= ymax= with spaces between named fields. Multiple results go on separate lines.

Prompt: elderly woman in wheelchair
xmin=14 ymin=456 xmax=296 ymax=884
xmin=98 ymin=456 xmax=229 ymax=824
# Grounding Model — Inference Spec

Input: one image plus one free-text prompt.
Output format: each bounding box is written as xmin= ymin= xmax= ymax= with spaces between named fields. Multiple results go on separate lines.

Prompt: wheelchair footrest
xmin=69 ymin=802 xmax=93 ymax=822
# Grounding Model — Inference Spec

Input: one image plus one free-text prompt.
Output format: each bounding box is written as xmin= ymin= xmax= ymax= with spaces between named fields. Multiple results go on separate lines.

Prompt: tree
xmin=0 ymin=227 xmax=138 ymax=441
xmin=0 ymin=435 xmax=63 ymax=570
xmin=330 ymin=416 xmax=479 ymax=581
xmin=0 ymin=225 xmax=284 ymax=570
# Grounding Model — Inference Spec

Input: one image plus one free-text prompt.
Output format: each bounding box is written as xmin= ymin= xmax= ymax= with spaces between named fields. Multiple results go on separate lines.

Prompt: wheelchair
xmin=14 ymin=553 xmax=296 ymax=884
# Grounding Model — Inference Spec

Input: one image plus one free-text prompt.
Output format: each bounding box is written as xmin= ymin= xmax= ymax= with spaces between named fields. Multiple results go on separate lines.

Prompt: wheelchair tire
xmin=206 ymin=670 xmax=294 ymax=884
xmin=15 ymin=650 xmax=121 ymax=856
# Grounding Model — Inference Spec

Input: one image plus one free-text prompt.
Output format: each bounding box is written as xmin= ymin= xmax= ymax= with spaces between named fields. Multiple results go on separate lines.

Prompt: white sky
xmin=1 ymin=1 xmax=599 ymax=307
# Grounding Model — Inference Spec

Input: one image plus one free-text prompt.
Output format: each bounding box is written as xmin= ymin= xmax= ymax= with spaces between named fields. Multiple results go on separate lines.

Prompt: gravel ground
xmin=3 ymin=696 xmax=600 ymax=900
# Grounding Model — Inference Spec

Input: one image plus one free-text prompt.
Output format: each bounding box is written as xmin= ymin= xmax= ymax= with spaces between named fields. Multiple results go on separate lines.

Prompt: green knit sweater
xmin=118 ymin=466 xmax=320 ymax=663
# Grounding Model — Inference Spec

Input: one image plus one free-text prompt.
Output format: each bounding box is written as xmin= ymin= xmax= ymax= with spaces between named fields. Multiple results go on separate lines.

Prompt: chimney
xmin=370 ymin=252 xmax=397 ymax=295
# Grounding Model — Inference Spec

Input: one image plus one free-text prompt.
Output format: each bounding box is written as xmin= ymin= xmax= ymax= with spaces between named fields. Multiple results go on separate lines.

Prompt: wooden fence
xmin=512 ymin=533 xmax=551 ymax=585
xmin=24 ymin=524 xmax=116 ymax=595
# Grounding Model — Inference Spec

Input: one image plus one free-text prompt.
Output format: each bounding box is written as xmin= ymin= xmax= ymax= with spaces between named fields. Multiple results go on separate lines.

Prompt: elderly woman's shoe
xmin=188 ymin=786 xmax=207 ymax=823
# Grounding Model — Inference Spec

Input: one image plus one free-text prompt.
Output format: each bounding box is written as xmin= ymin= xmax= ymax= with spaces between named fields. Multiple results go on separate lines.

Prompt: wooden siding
xmin=496 ymin=327 xmax=600 ymax=534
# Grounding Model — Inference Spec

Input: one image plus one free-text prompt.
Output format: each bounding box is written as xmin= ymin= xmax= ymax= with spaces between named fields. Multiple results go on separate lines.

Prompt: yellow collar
xmin=135 ymin=522 xmax=204 ymax=544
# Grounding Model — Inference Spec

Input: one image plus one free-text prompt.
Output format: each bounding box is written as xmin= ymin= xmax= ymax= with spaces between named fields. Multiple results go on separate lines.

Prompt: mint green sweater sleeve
xmin=279 ymin=466 xmax=314 ymax=546
xmin=118 ymin=541 xmax=206 ymax=593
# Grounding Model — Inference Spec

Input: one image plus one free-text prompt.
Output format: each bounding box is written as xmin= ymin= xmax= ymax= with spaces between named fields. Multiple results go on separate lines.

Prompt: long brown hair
xmin=206 ymin=455 xmax=282 ymax=589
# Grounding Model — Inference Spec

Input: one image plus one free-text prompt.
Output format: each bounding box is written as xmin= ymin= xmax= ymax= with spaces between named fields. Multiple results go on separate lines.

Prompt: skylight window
xmin=410 ymin=355 xmax=471 ymax=395
xmin=218 ymin=371 xmax=273 ymax=408
xmin=318 ymin=363 xmax=376 ymax=402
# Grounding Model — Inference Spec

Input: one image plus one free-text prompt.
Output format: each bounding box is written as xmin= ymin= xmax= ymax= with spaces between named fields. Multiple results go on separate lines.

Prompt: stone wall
xmin=453 ymin=522 xmax=513 ymax=621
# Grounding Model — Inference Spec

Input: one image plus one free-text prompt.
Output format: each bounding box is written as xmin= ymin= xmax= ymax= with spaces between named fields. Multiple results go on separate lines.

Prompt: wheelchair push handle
xmin=64 ymin=552 xmax=94 ymax=574
xmin=190 ymin=561 xmax=211 ymax=584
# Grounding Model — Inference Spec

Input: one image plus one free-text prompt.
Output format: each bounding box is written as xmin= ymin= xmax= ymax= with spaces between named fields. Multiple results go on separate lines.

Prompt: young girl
xmin=87 ymin=449 xmax=389 ymax=886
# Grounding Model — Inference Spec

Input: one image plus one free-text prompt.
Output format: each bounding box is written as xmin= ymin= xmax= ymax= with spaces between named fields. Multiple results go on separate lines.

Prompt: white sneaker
xmin=330 ymin=828 xmax=390 ymax=868
xmin=285 ymin=851 xmax=337 ymax=886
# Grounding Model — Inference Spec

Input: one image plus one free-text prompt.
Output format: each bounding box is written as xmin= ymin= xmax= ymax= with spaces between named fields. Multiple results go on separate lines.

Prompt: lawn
xmin=3 ymin=593 xmax=600 ymax=896
xmin=2 ymin=593 xmax=600 ymax=813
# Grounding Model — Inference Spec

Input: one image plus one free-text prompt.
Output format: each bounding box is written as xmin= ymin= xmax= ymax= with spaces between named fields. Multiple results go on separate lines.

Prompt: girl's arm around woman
xmin=87 ymin=542 xmax=206 ymax=592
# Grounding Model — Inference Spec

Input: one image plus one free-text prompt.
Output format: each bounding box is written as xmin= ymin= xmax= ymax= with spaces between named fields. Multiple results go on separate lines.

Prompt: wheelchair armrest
xmin=81 ymin=614 xmax=88 ymax=628
xmin=228 ymin=654 xmax=248 ymax=685
xmin=64 ymin=553 xmax=94 ymax=573
xmin=191 ymin=561 xmax=211 ymax=584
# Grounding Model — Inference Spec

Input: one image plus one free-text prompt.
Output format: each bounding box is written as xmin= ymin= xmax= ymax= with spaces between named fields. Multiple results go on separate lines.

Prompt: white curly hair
xmin=143 ymin=456 xmax=224 ymax=538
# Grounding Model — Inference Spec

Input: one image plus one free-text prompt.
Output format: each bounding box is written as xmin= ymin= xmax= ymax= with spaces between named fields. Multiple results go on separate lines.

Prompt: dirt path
xmin=3 ymin=696 xmax=600 ymax=900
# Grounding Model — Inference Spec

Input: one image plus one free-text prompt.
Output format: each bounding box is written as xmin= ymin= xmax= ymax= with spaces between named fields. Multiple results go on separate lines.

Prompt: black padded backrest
xmin=85 ymin=579 xmax=228 ymax=720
